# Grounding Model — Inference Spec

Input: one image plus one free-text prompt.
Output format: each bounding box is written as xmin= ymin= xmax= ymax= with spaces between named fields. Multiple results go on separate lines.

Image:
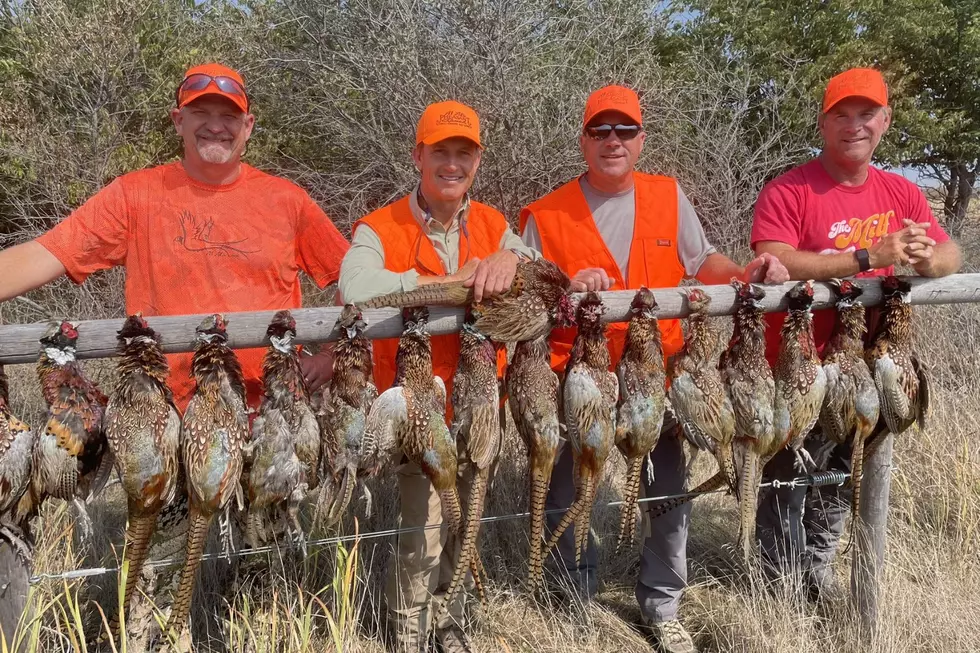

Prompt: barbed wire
xmin=25 ymin=469 xmax=849 ymax=585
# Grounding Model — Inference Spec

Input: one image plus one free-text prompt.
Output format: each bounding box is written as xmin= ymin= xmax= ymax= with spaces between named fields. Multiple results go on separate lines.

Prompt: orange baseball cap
xmin=177 ymin=63 xmax=249 ymax=113
xmin=583 ymin=85 xmax=642 ymax=127
xmin=416 ymin=101 xmax=482 ymax=148
xmin=822 ymin=67 xmax=888 ymax=113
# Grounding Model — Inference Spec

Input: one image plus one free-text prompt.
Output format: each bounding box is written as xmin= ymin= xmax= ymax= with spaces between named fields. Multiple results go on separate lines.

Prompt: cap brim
xmin=419 ymin=127 xmax=482 ymax=149
xmin=180 ymin=88 xmax=249 ymax=113
xmin=823 ymin=93 xmax=886 ymax=113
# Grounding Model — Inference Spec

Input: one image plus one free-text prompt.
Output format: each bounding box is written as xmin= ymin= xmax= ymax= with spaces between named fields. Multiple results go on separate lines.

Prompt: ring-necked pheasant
xmin=819 ymin=279 xmax=879 ymax=528
xmin=166 ymin=314 xmax=248 ymax=637
xmin=440 ymin=314 xmax=502 ymax=613
xmin=318 ymin=304 xmax=378 ymax=528
xmin=668 ymin=289 xmax=736 ymax=495
xmin=33 ymin=320 xmax=112 ymax=542
xmin=362 ymin=257 xmax=576 ymax=343
xmin=866 ymin=276 xmax=928 ymax=439
xmin=721 ymin=281 xmax=776 ymax=561
xmin=364 ymin=307 xmax=461 ymax=534
xmin=613 ymin=288 xmax=667 ymax=552
xmin=543 ymin=292 xmax=617 ymax=567
xmin=773 ymin=281 xmax=827 ymax=473
xmin=0 ymin=365 xmax=36 ymax=561
xmin=245 ymin=310 xmax=318 ymax=555
xmin=506 ymin=334 xmax=560 ymax=592
xmin=104 ymin=314 xmax=182 ymax=633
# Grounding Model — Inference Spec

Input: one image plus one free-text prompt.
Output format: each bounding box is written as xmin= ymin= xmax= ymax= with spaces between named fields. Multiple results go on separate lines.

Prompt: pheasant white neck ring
xmin=45 ymin=346 xmax=76 ymax=365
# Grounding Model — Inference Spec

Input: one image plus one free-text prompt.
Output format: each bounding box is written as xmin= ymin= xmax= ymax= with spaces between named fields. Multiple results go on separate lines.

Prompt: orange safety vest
xmin=355 ymin=195 xmax=509 ymax=411
xmin=518 ymin=172 xmax=686 ymax=373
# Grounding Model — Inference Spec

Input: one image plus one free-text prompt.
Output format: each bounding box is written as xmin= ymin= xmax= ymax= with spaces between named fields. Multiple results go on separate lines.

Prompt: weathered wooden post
xmin=851 ymin=432 xmax=894 ymax=636
xmin=0 ymin=542 xmax=31 ymax=652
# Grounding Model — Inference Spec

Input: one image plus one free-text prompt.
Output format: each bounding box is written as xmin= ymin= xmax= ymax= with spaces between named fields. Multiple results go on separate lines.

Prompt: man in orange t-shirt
xmin=0 ymin=63 xmax=350 ymax=410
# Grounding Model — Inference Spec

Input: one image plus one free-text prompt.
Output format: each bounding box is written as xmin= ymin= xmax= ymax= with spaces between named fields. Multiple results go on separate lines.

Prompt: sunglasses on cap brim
xmin=176 ymin=74 xmax=249 ymax=110
xmin=584 ymin=123 xmax=641 ymax=141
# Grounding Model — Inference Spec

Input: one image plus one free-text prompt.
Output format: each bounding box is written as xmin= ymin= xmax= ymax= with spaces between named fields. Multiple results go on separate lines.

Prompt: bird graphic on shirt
xmin=173 ymin=210 xmax=258 ymax=258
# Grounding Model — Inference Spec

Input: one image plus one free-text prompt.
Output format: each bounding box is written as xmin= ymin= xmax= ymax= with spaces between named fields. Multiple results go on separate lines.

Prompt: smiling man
xmin=0 ymin=63 xmax=350 ymax=410
xmin=339 ymin=100 xmax=538 ymax=653
xmin=520 ymin=85 xmax=789 ymax=653
xmin=750 ymin=67 xmax=960 ymax=599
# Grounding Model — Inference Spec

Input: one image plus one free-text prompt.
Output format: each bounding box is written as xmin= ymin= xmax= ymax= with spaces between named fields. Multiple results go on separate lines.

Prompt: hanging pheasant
xmin=166 ymin=314 xmax=248 ymax=637
xmin=866 ymin=276 xmax=928 ymax=439
xmin=0 ymin=364 xmax=35 ymax=561
xmin=506 ymin=335 xmax=560 ymax=592
xmin=721 ymin=280 xmax=776 ymax=561
xmin=543 ymin=292 xmax=617 ymax=568
xmin=668 ymin=289 xmax=736 ymax=493
xmin=33 ymin=320 xmax=112 ymax=541
xmin=318 ymin=304 xmax=377 ymax=527
xmin=362 ymin=257 xmax=576 ymax=343
xmin=104 ymin=314 xmax=182 ymax=633
xmin=440 ymin=314 xmax=502 ymax=613
xmin=818 ymin=279 xmax=880 ymax=527
xmin=613 ymin=288 xmax=667 ymax=552
xmin=364 ymin=307 xmax=461 ymax=533
xmin=245 ymin=310 xmax=318 ymax=554
xmin=772 ymin=281 xmax=828 ymax=474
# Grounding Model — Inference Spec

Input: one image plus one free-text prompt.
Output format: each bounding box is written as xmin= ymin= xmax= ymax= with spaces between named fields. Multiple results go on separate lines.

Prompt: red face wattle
xmin=61 ymin=322 xmax=78 ymax=339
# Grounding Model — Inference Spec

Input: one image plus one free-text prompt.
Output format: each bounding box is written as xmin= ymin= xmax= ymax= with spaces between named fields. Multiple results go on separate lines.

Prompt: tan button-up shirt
xmin=339 ymin=184 xmax=539 ymax=304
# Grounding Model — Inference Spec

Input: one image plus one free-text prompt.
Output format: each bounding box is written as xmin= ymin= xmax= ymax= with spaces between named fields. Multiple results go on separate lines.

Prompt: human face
xmin=412 ymin=137 xmax=481 ymax=205
xmin=171 ymin=96 xmax=255 ymax=166
xmin=579 ymin=110 xmax=645 ymax=185
xmin=819 ymin=97 xmax=891 ymax=167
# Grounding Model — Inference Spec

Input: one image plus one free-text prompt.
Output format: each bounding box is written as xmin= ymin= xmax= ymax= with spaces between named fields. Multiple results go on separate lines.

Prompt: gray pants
xmin=756 ymin=431 xmax=852 ymax=587
xmin=545 ymin=420 xmax=689 ymax=623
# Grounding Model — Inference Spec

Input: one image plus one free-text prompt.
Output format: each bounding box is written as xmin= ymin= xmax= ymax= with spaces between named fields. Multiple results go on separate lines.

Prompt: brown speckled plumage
xmin=362 ymin=258 xmax=576 ymax=343
xmin=0 ymin=364 xmax=35 ymax=560
xmin=105 ymin=314 xmax=182 ymax=633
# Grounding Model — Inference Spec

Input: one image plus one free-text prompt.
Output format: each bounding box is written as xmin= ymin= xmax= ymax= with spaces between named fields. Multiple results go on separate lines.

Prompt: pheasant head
xmin=731 ymin=279 xmax=765 ymax=309
xmin=40 ymin=320 xmax=80 ymax=352
xmin=575 ymin=291 xmax=606 ymax=335
xmin=881 ymin=275 xmax=912 ymax=303
xmin=533 ymin=259 xmax=576 ymax=329
xmin=828 ymin=278 xmax=864 ymax=308
xmin=196 ymin=313 xmax=229 ymax=343
xmin=266 ymin=309 xmax=298 ymax=353
xmin=629 ymin=286 xmax=659 ymax=318
xmin=118 ymin=313 xmax=158 ymax=343
xmin=337 ymin=304 xmax=368 ymax=340
xmin=786 ymin=280 xmax=815 ymax=312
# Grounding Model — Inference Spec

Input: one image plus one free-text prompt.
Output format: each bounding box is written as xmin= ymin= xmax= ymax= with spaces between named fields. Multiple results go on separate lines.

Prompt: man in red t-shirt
xmin=0 ymin=63 xmax=350 ymax=410
xmin=750 ymin=67 xmax=961 ymax=597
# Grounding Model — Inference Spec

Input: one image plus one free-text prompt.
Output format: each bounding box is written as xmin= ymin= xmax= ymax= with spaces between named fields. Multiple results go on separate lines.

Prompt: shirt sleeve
xmin=520 ymin=214 xmax=543 ymax=250
xmin=338 ymin=223 xmax=420 ymax=304
xmin=676 ymin=186 xmax=717 ymax=277
xmin=35 ymin=178 xmax=130 ymax=284
xmin=906 ymin=183 xmax=951 ymax=245
xmin=750 ymin=176 xmax=805 ymax=250
xmin=499 ymin=226 xmax=541 ymax=259
xmin=295 ymin=195 xmax=351 ymax=289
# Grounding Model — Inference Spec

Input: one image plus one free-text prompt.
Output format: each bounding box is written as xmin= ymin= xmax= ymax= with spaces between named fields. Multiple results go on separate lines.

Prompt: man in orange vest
xmin=340 ymin=100 xmax=539 ymax=653
xmin=520 ymin=85 xmax=789 ymax=653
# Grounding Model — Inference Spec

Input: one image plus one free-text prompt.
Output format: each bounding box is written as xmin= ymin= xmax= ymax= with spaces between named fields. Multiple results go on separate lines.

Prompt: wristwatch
xmin=854 ymin=248 xmax=872 ymax=272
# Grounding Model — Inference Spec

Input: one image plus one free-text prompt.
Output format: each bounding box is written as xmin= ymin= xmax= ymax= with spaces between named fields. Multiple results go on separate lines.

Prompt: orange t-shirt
xmin=37 ymin=161 xmax=350 ymax=412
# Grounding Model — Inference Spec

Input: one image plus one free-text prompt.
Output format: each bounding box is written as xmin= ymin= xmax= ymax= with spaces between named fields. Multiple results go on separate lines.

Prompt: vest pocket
xmin=634 ymin=238 xmax=685 ymax=287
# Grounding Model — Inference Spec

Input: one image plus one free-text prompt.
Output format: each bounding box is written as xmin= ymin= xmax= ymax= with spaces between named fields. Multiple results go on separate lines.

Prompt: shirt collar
xmin=410 ymin=183 xmax=470 ymax=236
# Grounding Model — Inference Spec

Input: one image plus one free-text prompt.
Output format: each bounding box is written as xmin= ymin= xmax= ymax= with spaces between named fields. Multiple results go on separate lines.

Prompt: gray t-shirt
xmin=521 ymin=175 xmax=716 ymax=279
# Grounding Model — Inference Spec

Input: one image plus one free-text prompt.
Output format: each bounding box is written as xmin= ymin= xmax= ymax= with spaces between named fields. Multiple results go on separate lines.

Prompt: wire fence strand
xmin=25 ymin=469 xmax=849 ymax=584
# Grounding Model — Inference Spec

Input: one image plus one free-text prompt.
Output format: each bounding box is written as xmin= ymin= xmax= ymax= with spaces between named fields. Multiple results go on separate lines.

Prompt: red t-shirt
xmin=37 ymin=161 xmax=350 ymax=411
xmin=751 ymin=159 xmax=949 ymax=364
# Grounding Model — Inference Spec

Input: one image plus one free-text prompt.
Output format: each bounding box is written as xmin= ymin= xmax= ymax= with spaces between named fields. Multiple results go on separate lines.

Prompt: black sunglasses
xmin=176 ymin=74 xmax=249 ymax=110
xmin=584 ymin=123 xmax=641 ymax=141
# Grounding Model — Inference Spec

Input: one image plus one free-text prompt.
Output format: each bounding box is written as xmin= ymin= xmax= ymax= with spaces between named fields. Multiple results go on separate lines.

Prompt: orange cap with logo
xmin=416 ymin=101 xmax=482 ymax=148
xmin=822 ymin=68 xmax=888 ymax=113
xmin=583 ymin=85 xmax=643 ymax=127
xmin=177 ymin=63 xmax=249 ymax=113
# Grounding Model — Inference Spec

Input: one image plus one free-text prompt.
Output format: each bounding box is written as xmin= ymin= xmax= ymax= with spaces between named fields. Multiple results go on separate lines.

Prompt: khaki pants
xmin=384 ymin=456 xmax=475 ymax=651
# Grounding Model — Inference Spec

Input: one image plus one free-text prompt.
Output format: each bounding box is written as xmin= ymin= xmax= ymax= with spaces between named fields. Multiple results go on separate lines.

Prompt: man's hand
xmin=743 ymin=252 xmax=790 ymax=284
xmin=463 ymin=250 xmax=518 ymax=303
xmin=299 ymin=347 xmax=335 ymax=394
xmin=570 ymin=267 xmax=614 ymax=292
xmin=869 ymin=219 xmax=935 ymax=269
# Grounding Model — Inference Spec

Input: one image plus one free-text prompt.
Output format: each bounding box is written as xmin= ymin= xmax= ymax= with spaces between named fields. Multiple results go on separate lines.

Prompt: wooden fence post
xmin=850 ymin=432 xmax=894 ymax=637
xmin=0 ymin=541 xmax=31 ymax=652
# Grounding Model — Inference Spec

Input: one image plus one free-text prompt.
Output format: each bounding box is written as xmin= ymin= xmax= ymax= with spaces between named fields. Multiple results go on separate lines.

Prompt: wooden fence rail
xmin=1 ymin=273 xmax=979 ymax=364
